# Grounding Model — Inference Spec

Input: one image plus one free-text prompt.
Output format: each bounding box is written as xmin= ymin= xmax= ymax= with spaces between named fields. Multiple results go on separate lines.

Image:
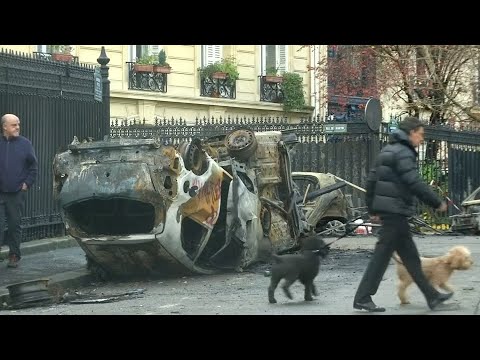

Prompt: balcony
xmin=259 ymin=75 xmax=284 ymax=103
xmin=33 ymin=52 xmax=79 ymax=64
xmin=200 ymin=74 xmax=236 ymax=99
xmin=127 ymin=62 xmax=167 ymax=93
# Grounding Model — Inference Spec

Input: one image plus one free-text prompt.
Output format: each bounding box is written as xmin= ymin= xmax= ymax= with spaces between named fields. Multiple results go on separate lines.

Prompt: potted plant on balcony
xmin=153 ymin=49 xmax=172 ymax=74
xmin=282 ymin=72 xmax=306 ymax=112
xmin=134 ymin=54 xmax=156 ymax=72
xmin=51 ymin=45 xmax=74 ymax=62
xmin=198 ymin=56 xmax=239 ymax=84
xmin=265 ymin=66 xmax=283 ymax=83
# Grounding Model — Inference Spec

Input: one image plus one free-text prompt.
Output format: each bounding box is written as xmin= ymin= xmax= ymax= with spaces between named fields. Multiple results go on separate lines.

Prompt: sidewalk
xmin=0 ymin=236 xmax=92 ymax=307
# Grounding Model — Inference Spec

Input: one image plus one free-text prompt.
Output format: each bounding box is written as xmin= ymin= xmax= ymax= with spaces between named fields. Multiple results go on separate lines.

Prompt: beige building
xmin=2 ymin=45 xmax=328 ymax=124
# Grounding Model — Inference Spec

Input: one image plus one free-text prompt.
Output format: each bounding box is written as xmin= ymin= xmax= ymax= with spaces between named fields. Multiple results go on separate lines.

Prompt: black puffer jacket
xmin=366 ymin=129 xmax=442 ymax=217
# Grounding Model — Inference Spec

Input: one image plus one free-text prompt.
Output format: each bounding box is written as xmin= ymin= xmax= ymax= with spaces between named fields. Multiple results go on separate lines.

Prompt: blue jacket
xmin=0 ymin=135 xmax=38 ymax=193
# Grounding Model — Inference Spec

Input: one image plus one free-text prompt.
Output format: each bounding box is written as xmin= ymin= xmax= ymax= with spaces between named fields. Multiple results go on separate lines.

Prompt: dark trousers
xmin=0 ymin=191 xmax=25 ymax=259
xmin=354 ymin=214 xmax=438 ymax=304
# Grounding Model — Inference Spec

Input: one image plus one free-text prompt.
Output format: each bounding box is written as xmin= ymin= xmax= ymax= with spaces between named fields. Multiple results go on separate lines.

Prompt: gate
xmin=0 ymin=48 xmax=110 ymax=242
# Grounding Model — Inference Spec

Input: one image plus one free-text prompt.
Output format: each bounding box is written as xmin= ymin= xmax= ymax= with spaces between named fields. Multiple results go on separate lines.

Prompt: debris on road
xmin=62 ymin=288 xmax=146 ymax=304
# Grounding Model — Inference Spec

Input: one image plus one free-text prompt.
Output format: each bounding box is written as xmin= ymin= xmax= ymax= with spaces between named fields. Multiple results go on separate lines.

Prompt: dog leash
xmin=276 ymin=212 xmax=371 ymax=255
xmin=323 ymin=212 xmax=371 ymax=247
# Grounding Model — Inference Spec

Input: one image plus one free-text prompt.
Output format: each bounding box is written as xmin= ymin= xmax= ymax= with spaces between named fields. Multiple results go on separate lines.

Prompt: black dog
xmin=268 ymin=235 xmax=330 ymax=304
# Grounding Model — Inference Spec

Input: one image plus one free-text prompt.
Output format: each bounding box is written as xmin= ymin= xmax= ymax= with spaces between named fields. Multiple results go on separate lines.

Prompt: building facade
xmin=1 ymin=45 xmax=328 ymax=123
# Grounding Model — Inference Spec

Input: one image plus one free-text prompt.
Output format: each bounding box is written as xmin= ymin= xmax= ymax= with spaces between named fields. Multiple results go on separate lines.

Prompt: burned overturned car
xmin=53 ymin=130 xmax=342 ymax=278
xmin=450 ymin=186 xmax=480 ymax=235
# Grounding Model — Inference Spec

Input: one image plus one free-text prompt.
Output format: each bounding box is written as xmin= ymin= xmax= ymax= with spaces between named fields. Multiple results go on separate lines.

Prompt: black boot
xmin=353 ymin=300 xmax=386 ymax=312
xmin=427 ymin=292 xmax=454 ymax=310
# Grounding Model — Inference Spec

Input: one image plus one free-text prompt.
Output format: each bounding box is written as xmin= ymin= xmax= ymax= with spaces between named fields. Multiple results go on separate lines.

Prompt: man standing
xmin=0 ymin=113 xmax=38 ymax=268
xmin=353 ymin=116 xmax=452 ymax=312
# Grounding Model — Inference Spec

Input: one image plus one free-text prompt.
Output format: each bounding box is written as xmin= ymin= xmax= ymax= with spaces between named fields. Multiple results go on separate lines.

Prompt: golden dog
xmin=393 ymin=245 xmax=473 ymax=305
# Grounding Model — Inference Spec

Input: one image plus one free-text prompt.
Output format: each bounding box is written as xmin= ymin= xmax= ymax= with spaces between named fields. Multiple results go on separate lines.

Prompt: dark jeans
xmin=354 ymin=214 xmax=438 ymax=304
xmin=0 ymin=191 xmax=26 ymax=259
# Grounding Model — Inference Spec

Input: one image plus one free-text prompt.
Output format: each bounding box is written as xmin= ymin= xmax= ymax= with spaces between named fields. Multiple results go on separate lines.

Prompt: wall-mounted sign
xmin=94 ymin=67 xmax=102 ymax=102
xmin=324 ymin=124 xmax=348 ymax=134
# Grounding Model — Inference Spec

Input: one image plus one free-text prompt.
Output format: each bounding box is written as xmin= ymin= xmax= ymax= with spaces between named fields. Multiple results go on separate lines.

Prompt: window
xmin=130 ymin=45 xmax=163 ymax=62
xmin=261 ymin=45 xmax=288 ymax=75
xmin=37 ymin=45 xmax=56 ymax=53
xmin=201 ymin=45 xmax=222 ymax=66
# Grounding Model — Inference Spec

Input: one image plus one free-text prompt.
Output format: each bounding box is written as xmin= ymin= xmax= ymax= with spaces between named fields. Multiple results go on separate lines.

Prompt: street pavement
xmin=0 ymin=233 xmax=478 ymax=315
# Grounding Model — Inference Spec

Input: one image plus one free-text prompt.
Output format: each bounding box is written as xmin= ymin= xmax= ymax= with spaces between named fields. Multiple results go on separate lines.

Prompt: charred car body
xmin=450 ymin=186 xmax=480 ymax=235
xmin=292 ymin=172 xmax=355 ymax=236
xmin=53 ymin=130 xmax=339 ymax=278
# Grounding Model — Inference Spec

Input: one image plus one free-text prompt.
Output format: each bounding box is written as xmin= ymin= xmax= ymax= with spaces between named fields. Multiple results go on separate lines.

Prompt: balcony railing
xmin=259 ymin=75 xmax=284 ymax=103
xmin=33 ymin=52 xmax=79 ymax=64
xmin=200 ymin=76 xmax=236 ymax=99
xmin=127 ymin=62 xmax=167 ymax=93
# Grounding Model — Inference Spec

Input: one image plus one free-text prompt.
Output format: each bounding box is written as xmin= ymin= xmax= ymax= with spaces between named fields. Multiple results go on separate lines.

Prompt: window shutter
xmin=149 ymin=45 xmax=162 ymax=56
xmin=204 ymin=45 xmax=222 ymax=66
xmin=276 ymin=45 xmax=288 ymax=74
xmin=130 ymin=45 xmax=137 ymax=62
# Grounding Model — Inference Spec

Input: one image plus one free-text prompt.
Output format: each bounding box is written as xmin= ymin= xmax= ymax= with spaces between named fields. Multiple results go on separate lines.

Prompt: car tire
xmin=225 ymin=128 xmax=258 ymax=161
xmin=323 ymin=219 xmax=346 ymax=237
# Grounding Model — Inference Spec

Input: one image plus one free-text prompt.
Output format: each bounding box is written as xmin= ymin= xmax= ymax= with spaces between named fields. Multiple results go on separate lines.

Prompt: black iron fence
xmin=381 ymin=121 xmax=480 ymax=225
xmin=0 ymin=48 xmax=111 ymax=242
xmin=112 ymin=115 xmax=480 ymax=224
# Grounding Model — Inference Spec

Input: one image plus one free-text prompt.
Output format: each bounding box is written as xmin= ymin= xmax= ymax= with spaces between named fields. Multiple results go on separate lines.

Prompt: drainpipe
xmin=310 ymin=45 xmax=319 ymax=118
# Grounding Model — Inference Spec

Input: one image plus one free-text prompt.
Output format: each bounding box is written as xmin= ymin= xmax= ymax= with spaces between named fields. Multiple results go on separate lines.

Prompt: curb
xmin=0 ymin=236 xmax=79 ymax=258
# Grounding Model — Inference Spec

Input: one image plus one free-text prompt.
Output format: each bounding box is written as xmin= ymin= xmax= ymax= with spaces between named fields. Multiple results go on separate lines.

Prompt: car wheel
xmin=225 ymin=128 xmax=258 ymax=161
xmin=323 ymin=220 xmax=346 ymax=237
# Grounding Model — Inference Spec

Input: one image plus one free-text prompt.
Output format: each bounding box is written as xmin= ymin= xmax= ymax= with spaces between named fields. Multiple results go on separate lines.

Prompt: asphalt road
xmin=4 ymin=235 xmax=479 ymax=315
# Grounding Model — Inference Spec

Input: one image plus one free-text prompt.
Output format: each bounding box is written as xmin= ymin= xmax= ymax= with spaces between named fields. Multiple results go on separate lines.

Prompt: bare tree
xmin=312 ymin=45 xmax=480 ymax=124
